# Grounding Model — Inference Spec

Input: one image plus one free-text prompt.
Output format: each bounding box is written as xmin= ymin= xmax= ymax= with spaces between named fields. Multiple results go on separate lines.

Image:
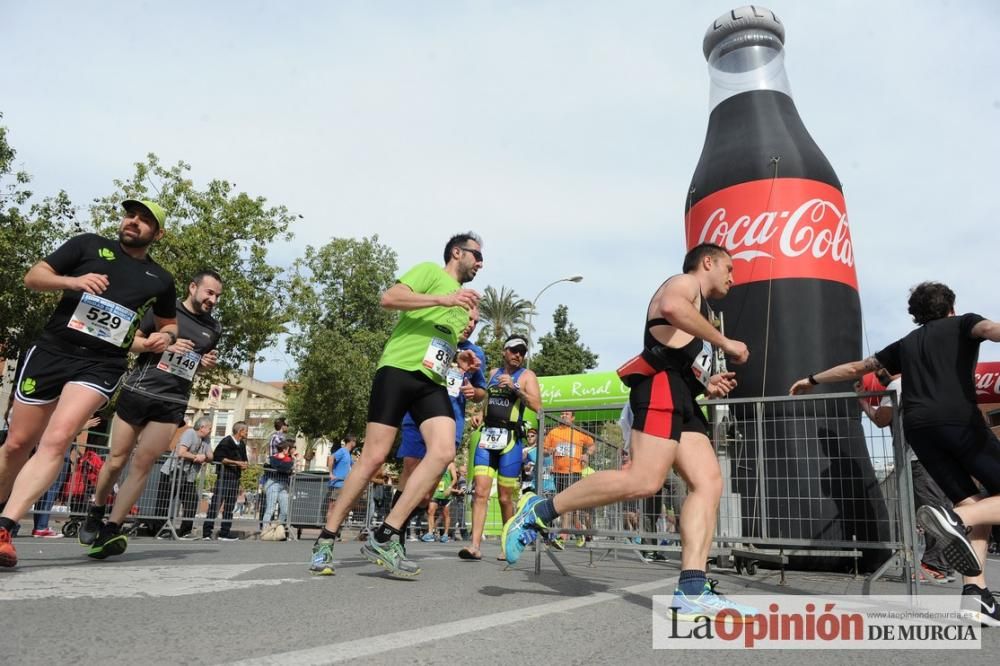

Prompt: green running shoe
xmin=87 ymin=526 xmax=127 ymax=560
xmin=309 ymin=538 xmax=336 ymax=575
xmin=360 ymin=535 xmax=421 ymax=578
xmin=501 ymin=492 xmax=548 ymax=564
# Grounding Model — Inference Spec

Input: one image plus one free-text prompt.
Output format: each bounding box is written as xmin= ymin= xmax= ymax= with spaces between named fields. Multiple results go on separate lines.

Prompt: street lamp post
xmin=525 ymin=275 xmax=583 ymax=369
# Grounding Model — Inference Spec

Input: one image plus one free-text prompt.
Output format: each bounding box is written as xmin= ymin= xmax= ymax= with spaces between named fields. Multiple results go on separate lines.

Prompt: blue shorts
xmin=397 ymin=422 xmax=460 ymax=459
xmin=473 ymin=432 xmax=523 ymax=488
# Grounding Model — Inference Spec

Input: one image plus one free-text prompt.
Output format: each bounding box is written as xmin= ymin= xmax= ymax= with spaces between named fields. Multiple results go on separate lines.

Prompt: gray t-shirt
xmin=162 ymin=428 xmax=212 ymax=483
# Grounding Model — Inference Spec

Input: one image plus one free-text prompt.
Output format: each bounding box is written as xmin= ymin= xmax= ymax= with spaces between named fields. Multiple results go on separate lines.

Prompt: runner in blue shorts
xmin=464 ymin=334 xmax=541 ymax=561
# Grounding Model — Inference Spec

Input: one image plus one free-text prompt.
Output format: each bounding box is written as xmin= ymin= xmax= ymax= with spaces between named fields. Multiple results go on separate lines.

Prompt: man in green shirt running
xmin=309 ymin=232 xmax=484 ymax=577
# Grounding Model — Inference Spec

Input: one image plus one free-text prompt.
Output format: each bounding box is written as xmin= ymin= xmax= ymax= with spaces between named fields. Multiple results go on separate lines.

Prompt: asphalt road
xmin=3 ymin=532 xmax=1000 ymax=665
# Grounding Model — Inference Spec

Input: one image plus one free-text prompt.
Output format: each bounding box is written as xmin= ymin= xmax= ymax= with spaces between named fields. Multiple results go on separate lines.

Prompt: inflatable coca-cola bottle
xmin=686 ymin=6 xmax=888 ymax=569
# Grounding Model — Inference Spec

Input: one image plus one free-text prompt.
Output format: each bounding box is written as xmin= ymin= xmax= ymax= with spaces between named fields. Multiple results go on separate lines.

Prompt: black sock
xmin=89 ymin=504 xmax=106 ymax=517
xmin=106 ymin=522 xmax=121 ymax=534
xmin=374 ymin=522 xmax=401 ymax=544
xmin=678 ymin=569 xmax=707 ymax=596
xmin=318 ymin=528 xmax=338 ymax=541
xmin=0 ymin=516 xmax=16 ymax=533
xmin=535 ymin=499 xmax=560 ymax=525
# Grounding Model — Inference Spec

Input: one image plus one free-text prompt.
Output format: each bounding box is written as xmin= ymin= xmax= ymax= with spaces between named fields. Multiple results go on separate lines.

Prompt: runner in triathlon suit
xmin=309 ymin=232 xmax=484 ymax=577
xmin=462 ymin=334 xmax=540 ymax=561
xmin=791 ymin=281 xmax=1000 ymax=626
xmin=81 ymin=270 xmax=223 ymax=559
xmin=501 ymin=243 xmax=754 ymax=621
xmin=393 ymin=308 xmax=486 ymax=551
xmin=0 ymin=200 xmax=177 ymax=568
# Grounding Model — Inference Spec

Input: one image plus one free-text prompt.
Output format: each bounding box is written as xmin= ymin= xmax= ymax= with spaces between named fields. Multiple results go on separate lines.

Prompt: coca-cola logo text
xmin=686 ymin=179 xmax=859 ymax=289
xmin=975 ymin=363 xmax=1000 ymax=399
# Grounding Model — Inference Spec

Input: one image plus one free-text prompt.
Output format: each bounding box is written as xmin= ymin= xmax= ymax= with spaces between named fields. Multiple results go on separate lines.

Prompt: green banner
xmin=537 ymin=371 xmax=629 ymax=409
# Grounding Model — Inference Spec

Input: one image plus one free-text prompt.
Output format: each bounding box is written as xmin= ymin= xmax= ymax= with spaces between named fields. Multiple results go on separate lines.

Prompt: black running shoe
xmin=961 ymin=584 xmax=1000 ymax=627
xmin=916 ymin=505 xmax=982 ymax=577
xmin=78 ymin=506 xmax=104 ymax=546
xmin=87 ymin=524 xmax=127 ymax=560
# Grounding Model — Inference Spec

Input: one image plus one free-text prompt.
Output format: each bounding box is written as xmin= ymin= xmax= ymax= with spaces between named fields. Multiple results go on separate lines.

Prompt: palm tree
xmin=477 ymin=285 xmax=533 ymax=344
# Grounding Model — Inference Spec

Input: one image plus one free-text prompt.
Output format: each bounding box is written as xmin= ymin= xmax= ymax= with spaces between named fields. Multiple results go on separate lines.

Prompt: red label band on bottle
xmin=975 ymin=361 xmax=1000 ymax=404
xmin=685 ymin=178 xmax=858 ymax=290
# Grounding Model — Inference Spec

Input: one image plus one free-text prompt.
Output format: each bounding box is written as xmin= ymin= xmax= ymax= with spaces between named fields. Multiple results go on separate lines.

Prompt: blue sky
xmin=3 ymin=1 xmax=998 ymax=381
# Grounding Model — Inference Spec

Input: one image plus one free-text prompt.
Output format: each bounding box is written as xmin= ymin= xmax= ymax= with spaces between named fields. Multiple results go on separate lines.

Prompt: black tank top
xmin=642 ymin=281 xmax=713 ymax=371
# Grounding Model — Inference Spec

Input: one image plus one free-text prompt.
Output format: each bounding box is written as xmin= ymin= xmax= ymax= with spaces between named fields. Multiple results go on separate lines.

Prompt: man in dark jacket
xmin=202 ymin=422 xmax=248 ymax=541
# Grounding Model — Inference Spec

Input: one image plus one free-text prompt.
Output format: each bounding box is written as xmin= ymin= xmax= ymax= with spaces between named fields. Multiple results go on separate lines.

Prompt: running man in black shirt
xmin=82 ymin=270 xmax=223 ymax=558
xmin=791 ymin=281 xmax=1000 ymax=625
xmin=0 ymin=200 xmax=178 ymax=568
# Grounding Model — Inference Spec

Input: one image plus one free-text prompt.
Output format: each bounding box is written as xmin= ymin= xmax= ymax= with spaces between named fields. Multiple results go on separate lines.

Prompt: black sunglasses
xmin=457 ymin=246 xmax=483 ymax=262
xmin=507 ymin=346 xmax=527 ymax=355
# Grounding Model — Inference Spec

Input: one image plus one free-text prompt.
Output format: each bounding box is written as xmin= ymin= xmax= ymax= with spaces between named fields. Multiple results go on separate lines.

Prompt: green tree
xmin=530 ymin=305 xmax=598 ymax=377
xmin=284 ymin=236 xmax=398 ymax=439
xmin=89 ymin=154 xmax=296 ymax=381
xmin=0 ymin=117 xmax=79 ymax=362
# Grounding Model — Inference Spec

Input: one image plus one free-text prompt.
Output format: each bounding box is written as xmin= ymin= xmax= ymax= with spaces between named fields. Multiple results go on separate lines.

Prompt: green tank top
xmin=433 ymin=468 xmax=453 ymax=500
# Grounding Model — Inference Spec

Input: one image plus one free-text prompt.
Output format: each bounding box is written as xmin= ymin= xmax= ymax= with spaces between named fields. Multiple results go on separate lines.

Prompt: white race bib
xmin=691 ymin=341 xmax=713 ymax=390
xmin=478 ymin=427 xmax=510 ymax=451
xmin=445 ymin=366 xmax=463 ymax=398
xmin=422 ymin=337 xmax=455 ymax=380
xmin=156 ymin=349 xmax=202 ymax=380
xmin=555 ymin=443 xmax=572 ymax=457
xmin=67 ymin=293 xmax=138 ymax=347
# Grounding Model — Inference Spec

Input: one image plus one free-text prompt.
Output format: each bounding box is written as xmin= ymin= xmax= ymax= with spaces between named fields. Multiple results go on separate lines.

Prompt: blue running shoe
xmin=501 ymin=492 xmax=548 ymax=564
xmin=420 ymin=533 xmax=436 ymax=543
xmin=669 ymin=579 xmax=759 ymax=623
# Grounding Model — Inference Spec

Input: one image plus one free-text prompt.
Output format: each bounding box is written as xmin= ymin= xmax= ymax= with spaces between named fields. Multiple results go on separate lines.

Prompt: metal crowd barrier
xmin=530 ymin=391 xmax=918 ymax=595
xmin=26 ymin=431 xmax=379 ymax=543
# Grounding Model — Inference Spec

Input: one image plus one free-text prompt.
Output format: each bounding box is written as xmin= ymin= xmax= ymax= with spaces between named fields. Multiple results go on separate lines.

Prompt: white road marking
xmin=227 ymin=579 xmax=672 ymax=665
xmin=0 ymin=562 xmax=304 ymax=600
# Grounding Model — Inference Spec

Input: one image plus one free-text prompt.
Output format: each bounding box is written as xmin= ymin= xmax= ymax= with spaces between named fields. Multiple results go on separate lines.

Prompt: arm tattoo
xmin=861 ymin=356 xmax=883 ymax=372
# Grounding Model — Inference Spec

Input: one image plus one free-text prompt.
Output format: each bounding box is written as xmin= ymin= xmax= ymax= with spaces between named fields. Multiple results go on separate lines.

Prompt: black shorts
xmin=15 ymin=344 xmax=126 ymax=405
xmin=430 ymin=496 xmax=452 ymax=508
xmin=115 ymin=389 xmax=187 ymax=427
xmin=367 ymin=366 xmax=453 ymax=427
xmin=628 ymin=370 xmax=707 ymax=441
xmin=906 ymin=422 xmax=1000 ymax=503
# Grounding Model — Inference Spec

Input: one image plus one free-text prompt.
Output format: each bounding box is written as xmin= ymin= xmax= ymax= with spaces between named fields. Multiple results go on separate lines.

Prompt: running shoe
xmin=87 ymin=524 xmax=128 ymax=560
xmin=309 ymin=538 xmax=335 ymax=576
xmin=961 ymin=584 xmax=1000 ymax=627
xmin=360 ymin=535 xmax=421 ymax=578
xmin=670 ymin=579 xmax=759 ymax=623
xmin=916 ymin=505 xmax=982 ymax=577
xmin=218 ymin=534 xmax=239 ymax=542
xmin=78 ymin=507 xmax=103 ymax=545
xmin=439 ymin=534 xmax=450 ymax=544
xmin=575 ymin=535 xmax=586 ymax=548
xmin=0 ymin=527 xmax=17 ymax=567
xmin=919 ymin=562 xmax=954 ymax=585
xmin=31 ymin=528 xmax=64 ymax=539
xmin=501 ymin=492 xmax=548 ymax=565
xmin=420 ymin=532 xmax=436 ymax=543
xmin=547 ymin=535 xmax=565 ymax=551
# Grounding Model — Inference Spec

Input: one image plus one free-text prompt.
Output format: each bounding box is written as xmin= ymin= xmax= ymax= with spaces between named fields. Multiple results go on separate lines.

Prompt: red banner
xmin=685 ymin=178 xmax=858 ymax=289
xmin=976 ymin=361 xmax=1000 ymax=404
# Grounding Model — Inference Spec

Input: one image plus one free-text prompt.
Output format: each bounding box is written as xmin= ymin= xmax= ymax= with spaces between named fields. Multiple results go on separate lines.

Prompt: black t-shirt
xmin=214 ymin=435 xmax=248 ymax=479
xmin=122 ymin=300 xmax=222 ymax=405
xmin=39 ymin=234 xmax=176 ymax=358
xmin=874 ymin=313 xmax=985 ymax=429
